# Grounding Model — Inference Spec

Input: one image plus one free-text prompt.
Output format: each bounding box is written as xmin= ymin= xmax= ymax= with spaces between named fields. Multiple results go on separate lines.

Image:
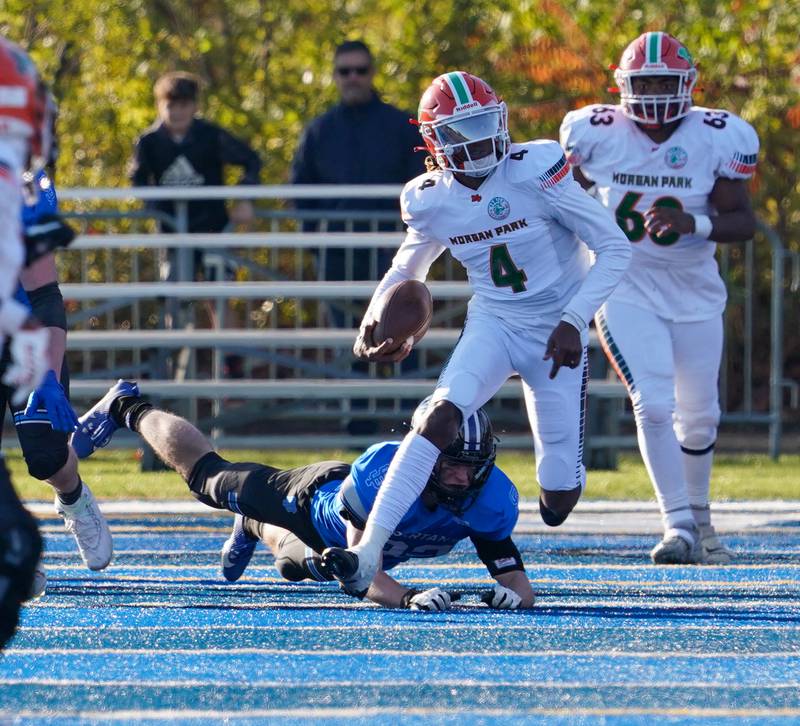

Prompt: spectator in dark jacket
xmin=130 ymin=72 xmax=262 ymax=380
xmin=291 ymin=42 xmax=425 ymax=435
xmin=130 ymin=72 xmax=262 ymax=236
xmin=290 ymin=41 xmax=425 ymax=283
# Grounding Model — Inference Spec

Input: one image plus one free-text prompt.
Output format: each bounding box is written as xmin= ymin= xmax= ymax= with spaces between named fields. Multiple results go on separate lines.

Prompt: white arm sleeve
xmin=548 ymin=181 xmax=631 ymax=329
xmin=0 ymin=173 xmax=28 ymax=335
xmin=364 ymin=227 xmax=445 ymax=319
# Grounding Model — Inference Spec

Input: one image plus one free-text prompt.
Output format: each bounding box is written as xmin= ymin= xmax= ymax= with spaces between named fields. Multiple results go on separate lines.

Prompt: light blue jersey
xmin=310 ymin=442 xmax=519 ymax=570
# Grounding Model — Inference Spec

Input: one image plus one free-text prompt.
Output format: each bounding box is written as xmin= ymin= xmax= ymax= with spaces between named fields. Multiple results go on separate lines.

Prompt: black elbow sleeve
xmin=471 ymin=535 xmax=525 ymax=576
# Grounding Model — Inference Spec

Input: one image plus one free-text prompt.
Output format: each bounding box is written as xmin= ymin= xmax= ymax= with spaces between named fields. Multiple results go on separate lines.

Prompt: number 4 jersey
xmin=560 ymin=104 xmax=759 ymax=321
xmin=388 ymin=140 xmax=630 ymax=332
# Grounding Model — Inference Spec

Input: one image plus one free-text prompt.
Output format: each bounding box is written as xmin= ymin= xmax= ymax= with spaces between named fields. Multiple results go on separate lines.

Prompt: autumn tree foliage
xmin=2 ymin=0 xmax=798 ymax=409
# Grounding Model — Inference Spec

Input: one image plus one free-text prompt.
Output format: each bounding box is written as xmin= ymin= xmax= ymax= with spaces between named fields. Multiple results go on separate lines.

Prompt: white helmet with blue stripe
xmin=412 ymin=396 xmax=497 ymax=513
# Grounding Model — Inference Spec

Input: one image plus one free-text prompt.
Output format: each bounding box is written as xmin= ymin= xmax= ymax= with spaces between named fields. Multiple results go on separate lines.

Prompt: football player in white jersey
xmin=560 ymin=31 xmax=759 ymax=565
xmin=321 ymin=71 xmax=631 ymax=597
xmin=0 ymin=35 xmax=54 ymax=649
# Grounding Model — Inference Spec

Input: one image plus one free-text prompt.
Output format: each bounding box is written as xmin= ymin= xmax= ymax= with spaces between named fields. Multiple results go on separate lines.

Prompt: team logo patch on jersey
xmin=365 ymin=464 xmax=389 ymax=489
xmin=282 ymin=495 xmax=298 ymax=514
xmin=664 ymin=146 xmax=688 ymax=169
xmin=487 ymin=196 xmax=510 ymax=220
xmin=509 ymin=485 xmax=519 ymax=506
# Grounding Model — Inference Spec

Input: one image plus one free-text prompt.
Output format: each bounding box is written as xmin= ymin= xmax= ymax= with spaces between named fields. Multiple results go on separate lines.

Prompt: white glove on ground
xmin=481 ymin=584 xmax=523 ymax=610
xmin=404 ymin=587 xmax=459 ymax=611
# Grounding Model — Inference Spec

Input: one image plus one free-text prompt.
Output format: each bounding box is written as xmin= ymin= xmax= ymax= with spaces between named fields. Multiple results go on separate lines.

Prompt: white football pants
xmin=431 ymin=307 xmax=589 ymax=493
xmin=596 ymin=300 xmax=722 ymax=532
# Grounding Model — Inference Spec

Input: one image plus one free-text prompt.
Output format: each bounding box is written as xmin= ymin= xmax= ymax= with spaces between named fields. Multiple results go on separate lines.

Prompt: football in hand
xmin=372 ymin=280 xmax=433 ymax=351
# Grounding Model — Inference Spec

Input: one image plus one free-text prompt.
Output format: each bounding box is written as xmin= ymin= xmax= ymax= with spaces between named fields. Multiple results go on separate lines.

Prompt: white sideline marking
xmin=31 ymin=573 xmax=800 ymax=592
xmin=17 ymin=623 xmax=800 ymax=632
xmin=29 ymin=573 xmax=800 ymax=589
xmin=4 ymin=679 xmax=800 ymax=690
xmin=6 ymin=707 xmax=800 ymax=721
xmin=28 ymin=598 xmax=800 ymax=609
xmin=7 ymin=708 xmax=800 ymax=725
xmin=36 ymin=561 xmax=800 ymax=571
xmin=7 ymin=648 xmax=799 ymax=658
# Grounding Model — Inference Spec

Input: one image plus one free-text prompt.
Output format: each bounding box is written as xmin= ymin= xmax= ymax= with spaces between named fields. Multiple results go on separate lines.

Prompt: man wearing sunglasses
xmin=290 ymin=40 xmax=426 ymax=436
xmin=290 ymin=40 xmax=425 ymax=284
xmin=291 ymin=40 xmax=424 ymax=209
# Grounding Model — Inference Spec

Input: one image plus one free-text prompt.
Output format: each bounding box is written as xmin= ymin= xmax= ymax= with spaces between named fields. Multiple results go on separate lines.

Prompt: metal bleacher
xmin=52 ymin=185 xmax=796 ymax=461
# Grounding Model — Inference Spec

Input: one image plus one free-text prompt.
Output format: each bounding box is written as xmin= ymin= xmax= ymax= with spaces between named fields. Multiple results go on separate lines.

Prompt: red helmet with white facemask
xmin=417 ymin=71 xmax=510 ymax=177
xmin=613 ymin=31 xmax=697 ymax=126
xmin=0 ymin=36 xmax=53 ymax=172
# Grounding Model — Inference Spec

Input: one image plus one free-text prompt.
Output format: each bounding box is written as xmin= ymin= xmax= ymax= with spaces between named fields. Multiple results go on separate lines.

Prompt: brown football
xmin=372 ymin=279 xmax=433 ymax=350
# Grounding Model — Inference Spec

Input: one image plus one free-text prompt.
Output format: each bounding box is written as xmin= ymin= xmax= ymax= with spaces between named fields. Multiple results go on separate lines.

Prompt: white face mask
xmin=460 ymin=152 xmax=498 ymax=177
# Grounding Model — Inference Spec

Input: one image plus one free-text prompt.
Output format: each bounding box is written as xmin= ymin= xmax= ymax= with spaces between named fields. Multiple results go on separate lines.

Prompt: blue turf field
xmin=2 ymin=507 xmax=799 ymax=725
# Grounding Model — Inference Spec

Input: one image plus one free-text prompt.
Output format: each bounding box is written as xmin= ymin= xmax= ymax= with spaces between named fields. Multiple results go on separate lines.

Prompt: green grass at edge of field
xmin=8 ymin=448 xmax=799 ymax=502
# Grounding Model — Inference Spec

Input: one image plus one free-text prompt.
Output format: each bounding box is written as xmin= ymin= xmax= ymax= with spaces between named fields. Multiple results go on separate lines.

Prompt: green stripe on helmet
xmin=647 ymin=32 xmax=662 ymax=64
xmin=446 ymin=72 xmax=472 ymax=106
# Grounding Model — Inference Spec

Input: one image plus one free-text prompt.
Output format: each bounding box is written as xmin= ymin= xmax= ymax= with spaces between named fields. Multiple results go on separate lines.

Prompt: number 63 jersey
xmin=560 ymin=104 xmax=759 ymax=322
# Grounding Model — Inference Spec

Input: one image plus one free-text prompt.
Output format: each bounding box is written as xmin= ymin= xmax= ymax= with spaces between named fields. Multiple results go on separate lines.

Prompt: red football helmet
xmin=0 ymin=36 xmax=53 ymax=172
xmin=417 ymin=71 xmax=509 ymax=176
xmin=613 ymin=31 xmax=697 ymax=125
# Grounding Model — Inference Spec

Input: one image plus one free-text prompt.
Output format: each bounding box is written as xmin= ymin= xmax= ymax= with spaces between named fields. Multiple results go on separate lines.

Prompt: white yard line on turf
xmin=16 ymin=623 xmax=800 ymax=632
xmin=3 ymin=679 xmax=800 ymax=690
xmin=7 ymin=706 xmax=800 ymax=722
xmin=6 ymin=648 xmax=800 ymax=658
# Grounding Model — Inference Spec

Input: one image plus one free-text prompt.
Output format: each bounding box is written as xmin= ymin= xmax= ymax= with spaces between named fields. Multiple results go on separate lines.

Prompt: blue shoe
xmin=71 ymin=380 xmax=140 ymax=459
xmin=221 ymin=514 xmax=258 ymax=582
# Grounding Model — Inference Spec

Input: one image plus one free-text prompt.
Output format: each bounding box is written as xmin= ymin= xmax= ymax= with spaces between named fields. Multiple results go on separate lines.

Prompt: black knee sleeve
xmin=274 ymin=532 xmax=330 ymax=582
xmin=26 ymin=282 xmax=67 ymax=331
xmin=24 ymin=443 xmax=69 ymax=481
xmin=274 ymin=555 xmax=308 ymax=582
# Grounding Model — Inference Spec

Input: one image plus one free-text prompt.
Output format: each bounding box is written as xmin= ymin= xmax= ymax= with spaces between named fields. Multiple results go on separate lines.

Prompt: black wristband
xmin=399 ymin=589 xmax=420 ymax=609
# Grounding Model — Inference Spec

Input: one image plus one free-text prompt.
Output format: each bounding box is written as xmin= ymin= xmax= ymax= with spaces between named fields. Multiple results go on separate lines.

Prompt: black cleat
xmin=320 ymin=547 xmax=368 ymax=599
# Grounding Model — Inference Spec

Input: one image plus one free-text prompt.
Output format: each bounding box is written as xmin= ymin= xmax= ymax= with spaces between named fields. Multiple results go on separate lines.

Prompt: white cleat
xmin=28 ymin=558 xmax=47 ymax=600
xmin=54 ymin=483 xmax=113 ymax=571
xmin=698 ymin=524 xmax=733 ymax=564
xmin=650 ymin=527 xmax=702 ymax=565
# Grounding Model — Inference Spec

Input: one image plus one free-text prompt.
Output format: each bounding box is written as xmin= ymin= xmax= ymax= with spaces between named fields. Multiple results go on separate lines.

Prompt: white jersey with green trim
xmin=386 ymin=140 xmax=630 ymax=332
xmin=560 ymin=104 xmax=759 ymax=321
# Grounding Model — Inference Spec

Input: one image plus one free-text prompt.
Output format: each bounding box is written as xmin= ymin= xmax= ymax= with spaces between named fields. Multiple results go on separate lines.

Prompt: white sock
xmin=683 ymin=448 xmax=714 ymax=527
xmin=363 ymin=431 xmax=441 ymax=541
xmin=637 ymin=418 xmax=693 ymax=534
